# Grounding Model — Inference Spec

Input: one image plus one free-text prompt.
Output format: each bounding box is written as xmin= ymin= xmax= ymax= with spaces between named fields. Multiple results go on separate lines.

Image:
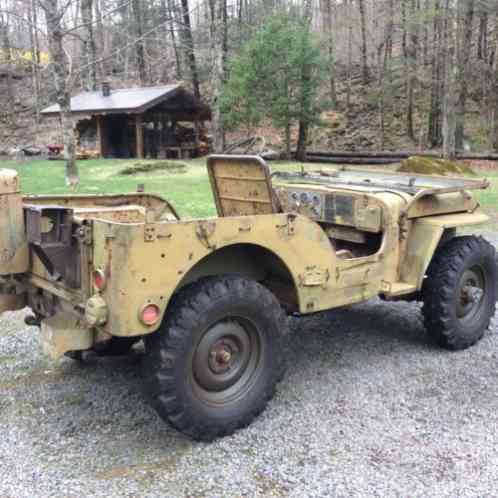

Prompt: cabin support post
xmin=194 ymin=113 xmax=200 ymax=154
xmin=95 ymin=115 xmax=104 ymax=157
xmin=135 ymin=113 xmax=144 ymax=159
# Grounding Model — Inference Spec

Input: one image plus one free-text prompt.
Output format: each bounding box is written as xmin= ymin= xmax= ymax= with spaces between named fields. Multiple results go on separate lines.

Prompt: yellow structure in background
xmin=0 ymin=48 xmax=49 ymax=66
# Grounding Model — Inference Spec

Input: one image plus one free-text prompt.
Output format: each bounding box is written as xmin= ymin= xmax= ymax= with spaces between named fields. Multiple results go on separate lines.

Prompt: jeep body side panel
xmin=93 ymin=213 xmax=335 ymax=336
xmin=90 ymin=186 xmax=410 ymax=337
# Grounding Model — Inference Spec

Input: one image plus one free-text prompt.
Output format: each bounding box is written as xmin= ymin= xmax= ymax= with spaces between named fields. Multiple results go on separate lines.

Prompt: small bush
xmin=118 ymin=161 xmax=188 ymax=176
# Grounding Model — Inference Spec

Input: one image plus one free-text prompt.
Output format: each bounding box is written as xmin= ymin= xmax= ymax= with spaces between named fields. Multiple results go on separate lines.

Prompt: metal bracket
xmin=299 ymin=266 xmax=330 ymax=288
xmin=144 ymin=223 xmax=172 ymax=243
xmin=276 ymin=214 xmax=297 ymax=237
xmin=196 ymin=221 xmax=217 ymax=249
xmin=77 ymin=225 xmax=93 ymax=245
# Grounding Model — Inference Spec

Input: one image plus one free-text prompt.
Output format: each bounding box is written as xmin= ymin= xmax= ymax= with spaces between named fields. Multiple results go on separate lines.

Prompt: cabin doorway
xmin=103 ymin=115 xmax=136 ymax=158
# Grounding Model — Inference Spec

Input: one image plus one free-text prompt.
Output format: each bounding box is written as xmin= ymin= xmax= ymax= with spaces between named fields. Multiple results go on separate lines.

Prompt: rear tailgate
xmin=24 ymin=204 xmax=92 ymax=313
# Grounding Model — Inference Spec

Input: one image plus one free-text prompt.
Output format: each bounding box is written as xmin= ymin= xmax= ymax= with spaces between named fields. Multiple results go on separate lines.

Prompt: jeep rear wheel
xmin=143 ymin=276 xmax=287 ymax=441
xmin=422 ymin=236 xmax=497 ymax=350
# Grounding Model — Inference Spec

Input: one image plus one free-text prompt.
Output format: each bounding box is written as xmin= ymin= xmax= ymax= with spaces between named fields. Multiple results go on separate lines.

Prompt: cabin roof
xmin=41 ymin=84 xmax=209 ymax=117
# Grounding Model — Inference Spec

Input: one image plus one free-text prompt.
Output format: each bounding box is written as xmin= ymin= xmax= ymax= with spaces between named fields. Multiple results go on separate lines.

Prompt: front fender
xmin=400 ymin=210 xmax=490 ymax=290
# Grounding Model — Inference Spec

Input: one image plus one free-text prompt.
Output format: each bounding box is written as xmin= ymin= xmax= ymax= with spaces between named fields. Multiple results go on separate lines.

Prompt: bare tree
xmin=132 ymin=0 xmax=146 ymax=84
xmin=377 ymin=0 xmax=394 ymax=149
xmin=165 ymin=0 xmax=182 ymax=80
xmin=0 ymin=12 xmax=14 ymax=126
xmin=180 ymin=0 xmax=200 ymax=99
xmin=210 ymin=0 xmax=227 ymax=153
xmin=428 ymin=0 xmax=444 ymax=147
xmin=28 ymin=0 xmax=41 ymax=123
xmin=443 ymin=0 xmax=458 ymax=159
xmin=345 ymin=0 xmax=353 ymax=112
xmin=296 ymin=0 xmax=314 ymax=162
xmin=93 ymin=0 xmax=106 ymax=79
xmin=41 ymin=0 xmax=79 ymax=186
xmin=477 ymin=9 xmax=488 ymax=61
xmin=455 ymin=0 xmax=474 ymax=150
xmin=358 ymin=0 xmax=369 ymax=84
xmin=80 ymin=0 xmax=97 ymax=90
xmin=321 ymin=0 xmax=337 ymax=108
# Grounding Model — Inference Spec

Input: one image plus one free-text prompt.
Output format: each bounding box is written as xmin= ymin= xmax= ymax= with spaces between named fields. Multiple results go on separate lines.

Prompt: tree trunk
xmin=358 ymin=0 xmax=369 ymax=84
xmin=210 ymin=0 xmax=227 ymax=153
xmin=180 ymin=0 xmax=201 ymax=99
xmin=296 ymin=0 xmax=313 ymax=162
xmin=132 ymin=0 xmax=147 ymax=84
xmin=26 ymin=0 xmax=41 ymax=124
xmin=455 ymin=0 xmax=474 ymax=150
xmin=80 ymin=0 xmax=97 ymax=91
xmin=428 ymin=0 xmax=444 ymax=147
xmin=423 ymin=0 xmax=430 ymax=64
xmin=322 ymin=0 xmax=337 ymax=108
xmin=491 ymin=11 xmax=498 ymax=151
xmin=379 ymin=0 xmax=394 ymax=149
xmin=43 ymin=0 xmax=79 ymax=186
xmin=477 ymin=12 xmax=488 ymax=61
xmin=167 ymin=0 xmax=183 ymax=80
xmin=285 ymin=124 xmax=291 ymax=160
xmin=443 ymin=2 xmax=458 ymax=159
xmin=402 ymin=0 xmax=408 ymax=58
xmin=346 ymin=0 xmax=353 ymax=111
xmin=0 ymin=19 xmax=14 ymax=126
xmin=406 ymin=0 xmax=417 ymax=142
xmin=94 ymin=0 xmax=106 ymax=80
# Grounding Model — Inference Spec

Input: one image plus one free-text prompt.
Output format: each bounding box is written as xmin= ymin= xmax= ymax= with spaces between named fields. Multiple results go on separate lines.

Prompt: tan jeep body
xmin=0 ymin=155 xmax=491 ymax=359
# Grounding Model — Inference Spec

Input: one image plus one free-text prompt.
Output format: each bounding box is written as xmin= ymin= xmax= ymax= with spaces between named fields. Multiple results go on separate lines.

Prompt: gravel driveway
xmin=1 ymin=299 xmax=498 ymax=498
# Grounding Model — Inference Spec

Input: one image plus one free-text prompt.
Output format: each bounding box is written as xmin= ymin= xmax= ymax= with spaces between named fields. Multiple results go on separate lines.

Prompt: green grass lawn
xmin=0 ymin=157 xmax=304 ymax=219
xmin=1 ymin=157 xmax=497 ymax=224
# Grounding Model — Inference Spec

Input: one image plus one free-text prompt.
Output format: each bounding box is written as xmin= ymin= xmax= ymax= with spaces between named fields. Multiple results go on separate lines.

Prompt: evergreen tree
xmin=221 ymin=14 xmax=327 ymax=158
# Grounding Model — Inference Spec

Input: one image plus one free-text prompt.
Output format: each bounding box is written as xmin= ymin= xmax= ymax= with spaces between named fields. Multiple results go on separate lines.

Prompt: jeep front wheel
xmin=422 ymin=236 xmax=497 ymax=350
xmin=143 ymin=276 xmax=287 ymax=441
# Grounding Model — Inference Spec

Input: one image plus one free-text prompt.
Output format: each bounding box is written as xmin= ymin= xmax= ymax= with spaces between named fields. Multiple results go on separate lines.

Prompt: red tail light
xmin=93 ymin=269 xmax=106 ymax=292
xmin=141 ymin=304 xmax=161 ymax=326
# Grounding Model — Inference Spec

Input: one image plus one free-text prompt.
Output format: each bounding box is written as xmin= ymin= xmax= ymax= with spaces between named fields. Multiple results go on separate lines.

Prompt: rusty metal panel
xmin=207 ymin=155 xmax=277 ymax=217
xmin=0 ymin=169 xmax=28 ymax=276
xmin=24 ymin=205 xmax=82 ymax=289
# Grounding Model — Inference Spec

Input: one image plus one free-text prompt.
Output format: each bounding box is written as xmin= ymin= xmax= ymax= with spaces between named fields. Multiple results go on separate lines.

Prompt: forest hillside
xmin=1 ymin=0 xmax=497 ymax=162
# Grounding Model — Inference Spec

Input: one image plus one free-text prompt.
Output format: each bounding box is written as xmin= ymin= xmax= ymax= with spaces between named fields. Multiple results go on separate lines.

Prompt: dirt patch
xmin=95 ymin=457 xmax=180 ymax=482
xmin=397 ymin=156 xmax=476 ymax=176
xmin=117 ymin=161 xmax=188 ymax=176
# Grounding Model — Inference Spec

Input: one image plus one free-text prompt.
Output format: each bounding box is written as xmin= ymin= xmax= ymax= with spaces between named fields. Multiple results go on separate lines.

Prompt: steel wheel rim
xmin=191 ymin=317 xmax=263 ymax=405
xmin=456 ymin=266 xmax=486 ymax=323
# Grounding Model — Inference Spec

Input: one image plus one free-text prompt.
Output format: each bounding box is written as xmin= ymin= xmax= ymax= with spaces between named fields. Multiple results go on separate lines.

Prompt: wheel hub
xmin=208 ymin=338 xmax=238 ymax=374
xmin=461 ymin=285 xmax=484 ymax=305
xmin=457 ymin=268 xmax=485 ymax=320
xmin=192 ymin=319 xmax=259 ymax=395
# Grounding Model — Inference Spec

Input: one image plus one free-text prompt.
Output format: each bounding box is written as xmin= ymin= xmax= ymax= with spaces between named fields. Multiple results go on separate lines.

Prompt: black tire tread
xmin=143 ymin=276 xmax=288 ymax=440
xmin=422 ymin=235 xmax=497 ymax=350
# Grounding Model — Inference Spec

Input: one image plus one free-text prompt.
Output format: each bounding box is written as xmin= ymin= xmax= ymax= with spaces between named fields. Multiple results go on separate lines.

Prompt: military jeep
xmin=0 ymin=155 xmax=496 ymax=440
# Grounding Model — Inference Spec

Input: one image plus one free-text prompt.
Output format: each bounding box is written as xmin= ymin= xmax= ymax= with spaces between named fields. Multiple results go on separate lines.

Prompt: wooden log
xmin=300 ymin=150 xmax=498 ymax=161
xmin=305 ymin=156 xmax=401 ymax=165
xmin=303 ymin=151 xmax=415 ymax=159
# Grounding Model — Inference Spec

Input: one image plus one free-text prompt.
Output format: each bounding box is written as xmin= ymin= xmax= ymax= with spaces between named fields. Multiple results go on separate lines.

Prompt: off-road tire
xmin=143 ymin=276 xmax=287 ymax=441
xmin=422 ymin=236 xmax=497 ymax=350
